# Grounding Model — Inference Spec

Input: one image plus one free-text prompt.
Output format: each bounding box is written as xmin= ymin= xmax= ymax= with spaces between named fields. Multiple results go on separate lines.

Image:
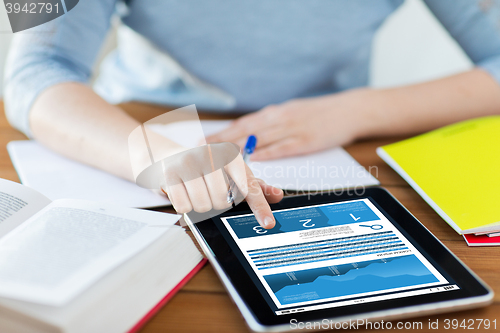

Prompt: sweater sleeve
xmin=3 ymin=0 xmax=118 ymax=137
xmin=424 ymin=0 xmax=500 ymax=84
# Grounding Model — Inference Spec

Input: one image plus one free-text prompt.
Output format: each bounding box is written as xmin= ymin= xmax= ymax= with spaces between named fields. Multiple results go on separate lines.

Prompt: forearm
xmin=29 ymin=82 xmax=180 ymax=182
xmin=362 ymin=68 xmax=500 ymax=138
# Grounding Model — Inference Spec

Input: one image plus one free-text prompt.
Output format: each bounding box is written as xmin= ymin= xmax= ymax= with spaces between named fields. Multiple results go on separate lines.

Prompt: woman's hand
xmin=206 ymin=89 xmax=378 ymax=160
xmin=160 ymin=144 xmax=283 ymax=229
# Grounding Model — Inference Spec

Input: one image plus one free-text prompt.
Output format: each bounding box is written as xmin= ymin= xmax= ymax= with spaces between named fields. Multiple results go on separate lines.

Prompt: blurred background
xmin=0 ymin=0 xmax=474 ymax=99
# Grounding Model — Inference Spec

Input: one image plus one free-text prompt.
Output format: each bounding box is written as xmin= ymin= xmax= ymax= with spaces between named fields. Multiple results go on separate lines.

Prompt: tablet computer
xmin=185 ymin=187 xmax=493 ymax=332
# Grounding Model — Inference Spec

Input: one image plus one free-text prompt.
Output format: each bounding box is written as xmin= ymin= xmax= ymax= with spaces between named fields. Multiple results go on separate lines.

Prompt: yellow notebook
xmin=377 ymin=116 xmax=500 ymax=234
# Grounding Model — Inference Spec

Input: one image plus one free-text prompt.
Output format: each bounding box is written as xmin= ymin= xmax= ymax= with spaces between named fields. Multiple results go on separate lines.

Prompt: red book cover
xmin=464 ymin=234 xmax=500 ymax=247
xmin=127 ymin=258 xmax=208 ymax=333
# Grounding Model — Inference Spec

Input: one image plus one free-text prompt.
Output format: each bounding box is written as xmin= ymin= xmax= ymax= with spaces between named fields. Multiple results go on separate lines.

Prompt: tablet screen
xmin=220 ymin=198 xmax=459 ymax=315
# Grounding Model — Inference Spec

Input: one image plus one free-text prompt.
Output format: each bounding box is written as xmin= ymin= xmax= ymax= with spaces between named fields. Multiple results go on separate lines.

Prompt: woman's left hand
xmin=206 ymin=88 xmax=379 ymax=160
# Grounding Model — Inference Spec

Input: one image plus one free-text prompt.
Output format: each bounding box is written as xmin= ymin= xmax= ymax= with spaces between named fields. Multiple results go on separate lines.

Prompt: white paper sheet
xmin=7 ymin=121 xmax=378 ymax=208
xmin=149 ymin=120 xmax=380 ymax=191
xmin=7 ymin=141 xmax=171 ymax=208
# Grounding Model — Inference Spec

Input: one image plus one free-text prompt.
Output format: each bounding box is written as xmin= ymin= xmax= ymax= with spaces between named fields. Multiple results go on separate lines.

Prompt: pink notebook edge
xmin=463 ymin=234 xmax=500 ymax=246
xmin=128 ymin=258 xmax=208 ymax=333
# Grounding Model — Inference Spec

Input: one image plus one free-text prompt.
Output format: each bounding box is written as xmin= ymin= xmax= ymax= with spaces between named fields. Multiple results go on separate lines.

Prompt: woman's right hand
xmin=160 ymin=143 xmax=283 ymax=229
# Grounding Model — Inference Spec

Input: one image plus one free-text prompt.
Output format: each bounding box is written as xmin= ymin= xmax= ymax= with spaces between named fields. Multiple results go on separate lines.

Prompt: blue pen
xmin=226 ymin=135 xmax=257 ymax=204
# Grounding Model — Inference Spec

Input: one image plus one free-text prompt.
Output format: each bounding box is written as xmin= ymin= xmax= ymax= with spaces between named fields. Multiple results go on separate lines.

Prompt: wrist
xmin=128 ymin=129 xmax=188 ymax=183
xmin=350 ymin=87 xmax=396 ymax=140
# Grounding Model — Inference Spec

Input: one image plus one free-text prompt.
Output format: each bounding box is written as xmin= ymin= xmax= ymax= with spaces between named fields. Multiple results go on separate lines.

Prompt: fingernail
xmin=263 ymin=216 xmax=275 ymax=229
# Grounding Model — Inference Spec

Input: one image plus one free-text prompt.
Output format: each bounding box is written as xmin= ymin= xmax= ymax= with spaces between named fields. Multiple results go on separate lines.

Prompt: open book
xmin=0 ymin=178 xmax=204 ymax=333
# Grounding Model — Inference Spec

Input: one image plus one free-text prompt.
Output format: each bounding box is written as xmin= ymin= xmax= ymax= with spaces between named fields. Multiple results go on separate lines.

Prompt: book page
xmin=148 ymin=120 xmax=380 ymax=191
xmin=0 ymin=199 xmax=181 ymax=306
xmin=0 ymin=179 xmax=51 ymax=239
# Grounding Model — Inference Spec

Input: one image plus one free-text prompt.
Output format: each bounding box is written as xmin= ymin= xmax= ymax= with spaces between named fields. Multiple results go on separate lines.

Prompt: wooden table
xmin=1 ymin=101 xmax=499 ymax=333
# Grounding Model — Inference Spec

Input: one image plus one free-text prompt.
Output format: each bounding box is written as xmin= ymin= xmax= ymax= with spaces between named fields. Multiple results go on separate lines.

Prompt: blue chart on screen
xmin=263 ymin=255 xmax=438 ymax=305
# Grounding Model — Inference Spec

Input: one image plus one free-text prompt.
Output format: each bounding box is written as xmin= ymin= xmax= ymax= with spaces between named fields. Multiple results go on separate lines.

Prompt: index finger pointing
xmin=243 ymin=165 xmax=276 ymax=229
xmin=225 ymin=155 xmax=276 ymax=229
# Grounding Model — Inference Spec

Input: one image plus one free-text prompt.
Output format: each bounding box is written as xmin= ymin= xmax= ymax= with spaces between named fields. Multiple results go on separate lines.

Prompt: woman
xmin=5 ymin=0 xmax=500 ymax=228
